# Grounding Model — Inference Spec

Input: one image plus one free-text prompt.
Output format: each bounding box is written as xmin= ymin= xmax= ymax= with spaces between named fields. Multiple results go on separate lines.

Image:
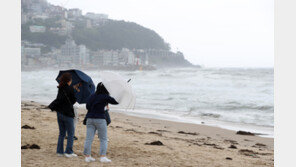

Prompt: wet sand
xmin=21 ymin=101 xmax=274 ymax=167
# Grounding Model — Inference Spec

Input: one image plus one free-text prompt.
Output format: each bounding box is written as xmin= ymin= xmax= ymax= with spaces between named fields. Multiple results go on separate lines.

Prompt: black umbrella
xmin=56 ymin=69 xmax=95 ymax=104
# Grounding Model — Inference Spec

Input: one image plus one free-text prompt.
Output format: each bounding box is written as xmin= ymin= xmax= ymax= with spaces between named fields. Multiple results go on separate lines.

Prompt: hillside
xmin=72 ymin=20 xmax=170 ymax=51
xmin=22 ymin=17 xmax=170 ymax=52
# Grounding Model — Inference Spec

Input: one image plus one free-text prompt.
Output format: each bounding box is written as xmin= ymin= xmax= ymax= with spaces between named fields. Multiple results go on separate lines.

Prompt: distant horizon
xmin=47 ymin=0 xmax=274 ymax=68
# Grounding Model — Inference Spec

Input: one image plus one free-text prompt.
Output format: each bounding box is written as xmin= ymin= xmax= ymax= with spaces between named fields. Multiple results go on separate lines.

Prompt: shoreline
xmin=111 ymin=109 xmax=274 ymax=138
xmin=24 ymin=99 xmax=274 ymax=139
xmin=22 ymin=100 xmax=274 ymax=166
xmin=109 ymin=111 xmax=274 ymax=149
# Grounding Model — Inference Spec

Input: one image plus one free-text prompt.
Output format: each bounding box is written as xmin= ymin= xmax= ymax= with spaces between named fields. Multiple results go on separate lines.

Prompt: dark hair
xmin=96 ymin=82 xmax=109 ymax=95
xmin=58 ymin=73 xmax=72 ymax=88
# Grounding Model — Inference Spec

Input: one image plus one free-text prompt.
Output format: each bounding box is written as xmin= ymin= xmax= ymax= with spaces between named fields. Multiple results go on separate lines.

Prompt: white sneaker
xmin=100 ymin=157 xmax=111 ymax=163
xmin=85 ymin=156 xmax=96 ymax=162
xmin=64 ymin=153 xmax=78 ymax=158
xmin=57 ymin=153 xmax=64 ymax=157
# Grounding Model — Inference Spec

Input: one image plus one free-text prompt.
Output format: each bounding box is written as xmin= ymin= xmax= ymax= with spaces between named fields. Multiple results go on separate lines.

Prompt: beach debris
xmin=201 ymin=122 xmax=205 ymax=124
xmin=252 ymin=143 xmax=267 ymax=148
xmin=257 ymin=152 xmax=273 ymax=156
xmin=178 ymin=131 xmax=199 ymax=135
xmin=148 ymin=132 xmax=162 ymax=136
xmin=213 ymin=145 xmax=224 ymax=150
xmin=239 ymin=149 xmax=259 ymax=158
xmin=229 ymin=145 xmax=237 ymax=149
xmin=244 ymin=139 xmax=252 ymax=142
xmin=115 ymin=126 xmax=123 ymax=128
xmin=145 ymin=141 xmax=164 ymax=146
xmin=125 ymin=129 xmax=137 ymax=132
xmin=21 ymin=144 xmax=40 ymax=149
xmin=203 ymin=142 xmax=223 ymax=149
xmin=157 ymin=129 xmax=170 ymax=133
xmin=125 ymin=129 xmax=144 ymax=134
xmin=21 ymin=125 xmax=35 ymax=129
xmin=203 ymin=143 xmax=216 ymax=146
xmin=236 ymin=131 xmax=255 ymax=136
xmin=30 ymin=144 xmax=40 ymax=149
xmin=224 ymin=139 xmax=238 ymax=145
xmin=226 ymin=157 xmax=232 ymax=160
xmin=21 ymin=145 xmax=29 ymax=149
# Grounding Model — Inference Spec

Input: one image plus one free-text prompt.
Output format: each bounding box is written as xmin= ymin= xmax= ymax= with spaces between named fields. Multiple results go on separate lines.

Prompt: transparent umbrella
xmin=100 ymin=71 xmax=136 ymax=109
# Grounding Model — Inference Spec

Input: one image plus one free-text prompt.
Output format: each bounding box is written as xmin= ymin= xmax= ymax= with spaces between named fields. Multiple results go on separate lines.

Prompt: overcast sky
xmin=48 ymin=0 xmax=274 ymax=68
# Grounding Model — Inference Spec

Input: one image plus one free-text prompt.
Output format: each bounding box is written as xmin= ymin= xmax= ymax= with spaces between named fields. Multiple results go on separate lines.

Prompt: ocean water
xmin=21 ymin=68 xmax=274 ymax=137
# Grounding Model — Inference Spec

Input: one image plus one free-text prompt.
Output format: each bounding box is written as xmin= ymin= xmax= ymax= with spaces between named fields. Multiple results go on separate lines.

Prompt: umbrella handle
xmin=127 ymin=79 xmax=131 ymax=83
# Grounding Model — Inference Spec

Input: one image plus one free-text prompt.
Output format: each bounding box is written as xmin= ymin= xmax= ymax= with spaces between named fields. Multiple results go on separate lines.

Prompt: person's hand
xmin=73 ymin=83 xmax=81 ymax=92
xmin=75 ymin=88 xmax=80 ymax=92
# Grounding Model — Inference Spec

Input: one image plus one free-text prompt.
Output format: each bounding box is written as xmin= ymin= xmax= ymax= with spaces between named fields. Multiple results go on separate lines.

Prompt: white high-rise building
xmin=78 ymin=45 xmax=90 ymax=65
xmin=60 ymin=38 xmax=78 ymax=66
xmin=60 ymin=39 xmax=91 ymax=67
xmin=120 ymin=48 xmax=135 ymax=65
xmin=102 ymin=51 xmax=113 ymax=66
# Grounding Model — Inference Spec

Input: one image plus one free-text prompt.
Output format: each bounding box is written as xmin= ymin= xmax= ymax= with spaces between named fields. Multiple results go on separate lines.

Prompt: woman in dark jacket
xmin=53 ymin=73 xmax=78 ymax=158
xmin=83 ymin=82 xmax=118 ymax=163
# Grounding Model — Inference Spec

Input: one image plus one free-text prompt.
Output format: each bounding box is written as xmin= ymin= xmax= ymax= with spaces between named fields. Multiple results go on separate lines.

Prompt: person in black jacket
xmin=83 ymin=82 xmax=118 ymax=163
xmin=53 ymin=73 xmax=78 ymax=158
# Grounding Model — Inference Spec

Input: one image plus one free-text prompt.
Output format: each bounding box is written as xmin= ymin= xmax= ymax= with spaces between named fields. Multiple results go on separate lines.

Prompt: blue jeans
xmin=56 ymin=112 xmax=74 ymax=154
xmin=83 ymin=118 xmax=108 ymax=156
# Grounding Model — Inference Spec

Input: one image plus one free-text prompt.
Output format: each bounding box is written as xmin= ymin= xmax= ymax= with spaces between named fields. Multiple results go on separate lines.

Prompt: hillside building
xmin=59 ymin=38 xmax=90 ymax=67
xmin=68 ymin=8 xmax=82 ymax=18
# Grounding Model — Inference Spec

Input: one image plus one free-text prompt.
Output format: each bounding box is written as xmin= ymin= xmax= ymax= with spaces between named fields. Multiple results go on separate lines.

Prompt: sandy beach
xmin=21 ymin=101 xmax=274 ymax=167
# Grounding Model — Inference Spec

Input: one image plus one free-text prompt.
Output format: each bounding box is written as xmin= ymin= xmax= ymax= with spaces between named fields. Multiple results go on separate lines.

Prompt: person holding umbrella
xmin=83 ymin=82 xmax=118 ymax=163
xmin=54 ymin=70 xmax=96 ymax=141
xmin=49 ymin=72 xmax=80 ymax=158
